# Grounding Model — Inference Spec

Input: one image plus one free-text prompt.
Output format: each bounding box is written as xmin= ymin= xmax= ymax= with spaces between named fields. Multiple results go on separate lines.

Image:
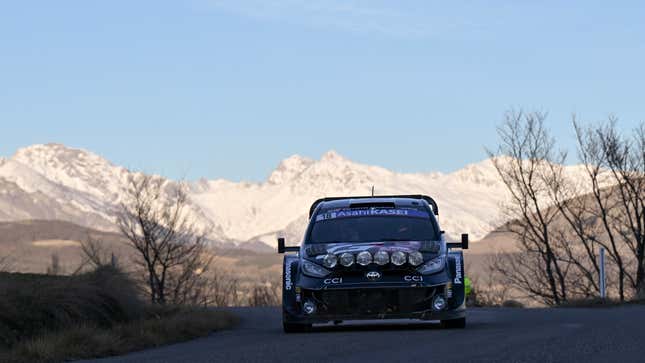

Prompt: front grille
xmin=310 ymin=287 xmax=437 ymax=315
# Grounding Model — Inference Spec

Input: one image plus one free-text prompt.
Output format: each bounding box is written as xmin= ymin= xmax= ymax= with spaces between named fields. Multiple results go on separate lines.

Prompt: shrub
xmin=0 ymin=267 xmax=237 ymax=363
xmin=502 ymin=300 xmax=525 ymax=308
xmin=0 ymin=266 xmax=141 ymax=349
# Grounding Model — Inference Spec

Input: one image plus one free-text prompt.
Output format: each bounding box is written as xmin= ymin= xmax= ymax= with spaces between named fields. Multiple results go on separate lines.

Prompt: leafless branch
xmin=117 ymin=174 xmax=214 ymax=305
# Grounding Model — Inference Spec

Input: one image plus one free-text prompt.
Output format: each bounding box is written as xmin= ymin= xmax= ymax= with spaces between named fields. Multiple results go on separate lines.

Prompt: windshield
xmin=307 ymin=208 xmax=438 ymax=244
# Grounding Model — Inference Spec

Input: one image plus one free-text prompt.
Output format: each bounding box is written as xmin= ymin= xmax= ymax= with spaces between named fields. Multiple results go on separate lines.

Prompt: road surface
xmin=86 ymin=306 xmax=645 ymax=363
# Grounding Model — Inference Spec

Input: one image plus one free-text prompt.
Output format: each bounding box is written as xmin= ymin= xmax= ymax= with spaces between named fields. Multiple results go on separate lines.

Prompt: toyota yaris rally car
xmin=278 ymin=195 xmax=469 ymax=333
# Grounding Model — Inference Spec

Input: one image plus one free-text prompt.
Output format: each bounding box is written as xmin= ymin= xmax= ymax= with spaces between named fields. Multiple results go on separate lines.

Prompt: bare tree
xmin=539 ymin=141 xmax=602 ymax=299
xmin=248 ymin=280 xmax=281 ymax=307
xmin=207 ymin=269 xmax=241 ymax=307
xmin=117 ymin=174 xmax=212 ymax=305
xmin=488 ymin=111 xmax=644 ymax=304
xmin=631 ymin=124 xmax=645 ymax=296
xmin=487 ymin=111 xmax=570 ymax=305
xmin=79 ymin=236 xmax=119 ymax=270
xmin=46 ymin=253 xmax=63 ymax=275
xmin=468 ymin=258 xmax=511 ymax=307
xmin=0 ymin=253 xmax=13 ymax=272
xmin=560 ymin=119 xmax=634 ymax=301
xmin=165 ymin=252 xmax=216 ymax=306
xmin=591 ymin=120 xmax=645 ymax=297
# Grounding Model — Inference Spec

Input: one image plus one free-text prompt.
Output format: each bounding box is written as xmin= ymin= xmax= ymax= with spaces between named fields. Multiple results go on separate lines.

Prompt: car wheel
xmin=441 ymin=317 xmax=466 ymax=329
xmin=283 ymin=322 xmax=312 ymax=333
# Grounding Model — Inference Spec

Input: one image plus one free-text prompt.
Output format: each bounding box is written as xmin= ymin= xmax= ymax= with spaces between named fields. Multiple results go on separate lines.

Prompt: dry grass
xmin=0 ymin=268 xmax=238 ymax=363
xmin=559 ymin=297 xmax=645 ymax=309
xmin=2 ymin=309 xmax=237 ymax=363
xmin=0 ymin=267 xmax=142 ymax=347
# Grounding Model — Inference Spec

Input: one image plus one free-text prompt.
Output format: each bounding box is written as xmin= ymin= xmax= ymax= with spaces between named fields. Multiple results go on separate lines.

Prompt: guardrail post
xmin=600 ymin=247 xmax=606 ymax=300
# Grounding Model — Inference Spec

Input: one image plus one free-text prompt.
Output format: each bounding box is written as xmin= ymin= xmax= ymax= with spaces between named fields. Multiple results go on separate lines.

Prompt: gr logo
xmin=324 ymin=278 xmax=343 ymax=285
xmin=404 ymin=275 xmax=424 ymax=282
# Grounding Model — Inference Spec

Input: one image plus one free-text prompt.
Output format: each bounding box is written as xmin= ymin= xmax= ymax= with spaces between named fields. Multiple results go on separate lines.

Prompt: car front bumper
xmin=285 ymin=285 xmax=465 ymax=324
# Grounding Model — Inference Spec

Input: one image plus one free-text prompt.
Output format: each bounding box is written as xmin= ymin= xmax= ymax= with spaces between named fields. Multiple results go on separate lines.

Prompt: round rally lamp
xmin=433 ymin=295 xmax=447 ymax=311
xmin=356 ymin=251 xmax=373 ymax=266
xmin=391 ymin=251 xmax=407 ymax=266
xmin=322 ymin=253 xmax=338 ymax=269
xmin=303 ymin=300 xmax=317 ymax=315
xmin=374 ymin=250 xmax=390 ymax=266
xmin=339 ymin=252 xmax=354 ymax=267
xmin=408 ymin=251 xmax=424 ymax=267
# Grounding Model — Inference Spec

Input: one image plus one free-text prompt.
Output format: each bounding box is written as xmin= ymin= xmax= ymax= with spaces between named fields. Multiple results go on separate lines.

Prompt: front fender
xmin=282 ymin=255 xmax=301 ymax=316
xmin=447 ymin=251 xmax=466 ymax=309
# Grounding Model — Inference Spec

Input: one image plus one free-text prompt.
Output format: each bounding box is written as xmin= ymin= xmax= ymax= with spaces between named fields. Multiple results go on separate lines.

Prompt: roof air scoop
xmin=349 ymin=202 xmax=396 ymax=209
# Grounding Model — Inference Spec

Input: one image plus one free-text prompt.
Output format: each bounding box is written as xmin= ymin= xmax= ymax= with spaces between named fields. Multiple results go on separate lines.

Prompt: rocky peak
xmin=13 ymin=143 xmax=106 ymax=169
xmin=320 ymin=150 xmax=349 ymax=163
xmin=268 ymin=154 xmax=314 ymax=184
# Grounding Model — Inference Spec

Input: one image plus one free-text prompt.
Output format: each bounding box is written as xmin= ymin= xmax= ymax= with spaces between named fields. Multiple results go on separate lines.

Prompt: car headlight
xmin=374 ymin=250 xmax=390 ymax=266
xmin=301 ymin=261 xmax=331 ymax=278
xmin=417 ymin=256 xmax=446 ymax=275
xmin=391 ymin=251 xmax=407 ymax=266
xmin=339 ymin=252 xmax=354 ymax=267
xmin=356 ymin=251 xmax=373 ymax=266
xmin=408 ymin=251 xmax=424 ymax=266
xmin=322 ymin=253 xmax=338 ymax=268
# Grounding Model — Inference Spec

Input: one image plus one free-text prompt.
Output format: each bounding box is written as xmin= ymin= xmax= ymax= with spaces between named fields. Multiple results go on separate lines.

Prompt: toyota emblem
xmin=366 ymin=271 xmax=382 ymax=281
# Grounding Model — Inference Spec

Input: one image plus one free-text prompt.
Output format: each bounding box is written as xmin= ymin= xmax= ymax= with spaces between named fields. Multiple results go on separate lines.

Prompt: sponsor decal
xmin=324 ymin=278 xmax=343 ymax=285
xmin=284 ymin=259 xmax=295 ymax=291
xmin=316 ymin=208 xmax=430 ymax=222
xmin=366 ymin=271 xmax=382 ymax=281
xmin=404 ymin=275 xmax=424 ymax=282
xmin=454 ymin=255 xmax=463 ymax=284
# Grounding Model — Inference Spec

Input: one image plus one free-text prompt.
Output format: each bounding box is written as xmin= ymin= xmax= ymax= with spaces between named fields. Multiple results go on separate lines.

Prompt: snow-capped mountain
xmin=0 ymin=144 xmax=221 ymax=240
xmin=0 ymin=144 xmax=591 ymax=249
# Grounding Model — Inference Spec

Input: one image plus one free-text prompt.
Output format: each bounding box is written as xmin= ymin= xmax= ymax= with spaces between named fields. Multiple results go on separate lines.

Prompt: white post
xmin=600 ymin=247 xmax=606 ymax=299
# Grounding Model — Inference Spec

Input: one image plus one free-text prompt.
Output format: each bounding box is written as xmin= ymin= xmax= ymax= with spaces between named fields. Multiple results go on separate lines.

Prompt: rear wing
xmin=309 ymin=194 xmax=440 ymax=218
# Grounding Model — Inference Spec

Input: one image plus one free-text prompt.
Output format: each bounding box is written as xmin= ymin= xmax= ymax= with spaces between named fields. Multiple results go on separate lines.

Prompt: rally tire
xmin=283 ymin=322 xmax=312 ymax=333
xmin=441 ymin=317 xmax=466 ymax=329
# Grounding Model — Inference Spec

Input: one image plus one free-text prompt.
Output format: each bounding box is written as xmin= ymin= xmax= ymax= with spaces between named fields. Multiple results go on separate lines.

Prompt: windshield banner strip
xmin=315 ymin=208 xmax=430 ymax=222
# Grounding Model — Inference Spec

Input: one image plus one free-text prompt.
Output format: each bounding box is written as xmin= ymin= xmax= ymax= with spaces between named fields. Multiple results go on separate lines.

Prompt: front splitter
xmin=284 ymin=306 xmax=465 ymax=324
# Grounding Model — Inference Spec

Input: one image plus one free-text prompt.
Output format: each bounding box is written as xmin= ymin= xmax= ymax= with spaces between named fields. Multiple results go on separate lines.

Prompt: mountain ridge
xmin=0 ymin=143 xmax=592 ymax=249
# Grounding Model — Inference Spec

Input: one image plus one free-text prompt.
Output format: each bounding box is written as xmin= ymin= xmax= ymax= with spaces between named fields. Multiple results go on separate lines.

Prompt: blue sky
xmin=1 ymin=1 xmax=643 ymax=181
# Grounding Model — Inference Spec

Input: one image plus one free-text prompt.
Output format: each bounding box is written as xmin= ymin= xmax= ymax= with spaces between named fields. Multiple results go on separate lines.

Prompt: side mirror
xmin=278 ymin=238 xmax=286 ymax=254
xmin=278 ymin=238 xmax=299 ymax=254
xmin=461 ymin=234 xmax=469 ymax=250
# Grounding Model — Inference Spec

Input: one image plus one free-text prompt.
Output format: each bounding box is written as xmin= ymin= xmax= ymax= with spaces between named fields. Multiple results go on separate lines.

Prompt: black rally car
xmin=278 ymin=195 xmax=469 ymax=333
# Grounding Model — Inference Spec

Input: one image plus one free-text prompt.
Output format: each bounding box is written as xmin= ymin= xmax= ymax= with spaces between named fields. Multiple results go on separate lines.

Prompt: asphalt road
xmin=87 ymin=306 xmax=645 ymax=363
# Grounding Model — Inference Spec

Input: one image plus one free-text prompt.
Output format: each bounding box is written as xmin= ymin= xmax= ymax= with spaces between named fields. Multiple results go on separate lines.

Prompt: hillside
xmin=0 ymin=220 xmax=282 ymax=276
xmin=0 ymin=220 xmax=127 ymax=273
